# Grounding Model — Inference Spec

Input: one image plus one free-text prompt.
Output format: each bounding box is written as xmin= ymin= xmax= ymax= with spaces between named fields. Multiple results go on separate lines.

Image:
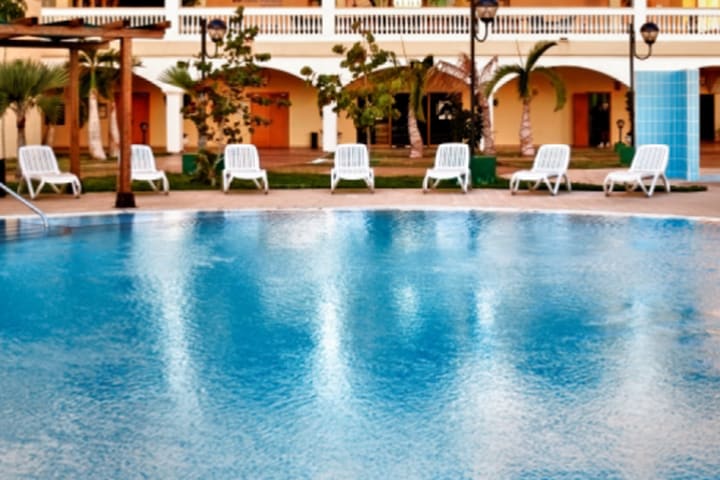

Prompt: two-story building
xmin=3 ymin=0 xmax=720 ymax=180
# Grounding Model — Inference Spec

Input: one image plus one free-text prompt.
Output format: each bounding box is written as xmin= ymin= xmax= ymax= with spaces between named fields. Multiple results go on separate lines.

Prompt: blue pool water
xmin=1 ymin=210 xmax=720 ymax=479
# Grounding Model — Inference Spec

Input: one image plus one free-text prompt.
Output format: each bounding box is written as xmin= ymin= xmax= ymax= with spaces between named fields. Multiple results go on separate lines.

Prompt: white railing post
xmin=165 ymin=0 xmax=181 ymax=39
xmin=321 ymin=0 xmax=336 ymax=36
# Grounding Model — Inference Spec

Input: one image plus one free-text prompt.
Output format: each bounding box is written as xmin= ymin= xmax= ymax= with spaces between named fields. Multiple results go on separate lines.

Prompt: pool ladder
xmin=0 ymin=182 xmax=48 ymax=229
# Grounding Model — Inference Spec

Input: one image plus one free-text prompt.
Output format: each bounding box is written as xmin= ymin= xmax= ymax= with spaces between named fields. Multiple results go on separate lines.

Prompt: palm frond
xmin=159 ymin=65 xmax=196 ymax=92
xmin=483 ymin=64 xmax=524 ymax=98
xmin=525 ymin=40 xmax=557 ymax=71
xmin=533 ymin=67 xmax=567 ymax=111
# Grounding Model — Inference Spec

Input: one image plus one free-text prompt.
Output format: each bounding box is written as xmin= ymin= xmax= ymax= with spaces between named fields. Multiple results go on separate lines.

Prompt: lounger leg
xmin=565 ymin=174 xmax=572 ymax=192
xmin=661 ymin=174 xmax=670 ymax=193
xmin=262 ymin=173 xmax=269 ymax=194
xmin=368 ymin=172 xmax=374 ymax=193
xmin=638 ymin=180 xmax=650 ymax=197
xmin=550 ymin=178 xmax=560 ymax=196
xmin=510 ymin=175 xmax=518 ymax=195
xmin=162 ymin=175 xmax=169 ymax=195
xmin=604 ymin=178 xmax=613 ymax=196
xmin=545 ymin=178 xmax=556 ymax=195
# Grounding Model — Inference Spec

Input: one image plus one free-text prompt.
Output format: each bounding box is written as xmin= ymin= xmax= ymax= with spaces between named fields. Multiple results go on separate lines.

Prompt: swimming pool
xmin=1 ymin=209 xmax=719 ymax=478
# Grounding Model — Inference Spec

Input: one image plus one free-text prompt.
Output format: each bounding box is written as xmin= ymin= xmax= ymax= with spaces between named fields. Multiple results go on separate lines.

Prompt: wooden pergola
xmin=0 ymin=17 xmax=169 ymax=208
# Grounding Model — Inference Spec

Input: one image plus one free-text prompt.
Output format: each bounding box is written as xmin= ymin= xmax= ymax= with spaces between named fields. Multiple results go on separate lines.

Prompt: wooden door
xmin=572 ymin=93 xmax=589 ymax=147
xmin=251 ymin=93 xmax=289 ymax=148
xmin=132 ymin=93 xmax=150 ymax=145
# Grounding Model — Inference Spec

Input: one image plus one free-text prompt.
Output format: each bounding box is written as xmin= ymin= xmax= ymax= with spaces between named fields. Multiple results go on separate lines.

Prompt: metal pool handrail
xmin=0 ymin=182 xmax=49 ymax=229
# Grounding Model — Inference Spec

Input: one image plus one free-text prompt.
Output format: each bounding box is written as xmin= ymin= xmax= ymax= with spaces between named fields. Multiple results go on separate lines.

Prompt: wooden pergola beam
xmin=0 ymin=17 xmax=170 ymax=209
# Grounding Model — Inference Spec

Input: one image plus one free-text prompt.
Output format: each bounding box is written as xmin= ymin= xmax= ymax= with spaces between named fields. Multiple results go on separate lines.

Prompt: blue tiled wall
xmin=635 ymin=70 xmax=699 ymax=180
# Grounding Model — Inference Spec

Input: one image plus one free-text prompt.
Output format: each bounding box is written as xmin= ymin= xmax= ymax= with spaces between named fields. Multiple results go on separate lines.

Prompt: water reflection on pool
xmin=0 ymin=210 xmax=719 ymax=479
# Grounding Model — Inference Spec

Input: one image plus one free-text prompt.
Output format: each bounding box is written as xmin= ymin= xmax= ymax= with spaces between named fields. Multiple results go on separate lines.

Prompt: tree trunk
xmin=479 ymin=95 xmax=495 ymax=155
xmin=16 ymin=112 xmax=26 ymax=148
xmin=408 ymin=106 xmax=423 ymax=159
xmin=43 ymin=125 xmax=56 ymax=146
xmin=88 ymin=90 xmax=107 ymax=160
xmin=109 ymin=100 xmax=120 ymax=158
xmin=519 ymin=99 xmax=534 ymax=157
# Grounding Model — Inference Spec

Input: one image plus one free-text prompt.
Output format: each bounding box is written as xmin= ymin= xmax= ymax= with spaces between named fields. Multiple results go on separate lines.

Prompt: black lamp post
xmin=616 ymin=118 xmax=625 ymax=144
xmin=627 ymin=20 xmax=659 ymax=148
xmin=469 ymin=0 xmax=498 ymax=156
xmin=200 ymin=17 xmax=228 ymax=80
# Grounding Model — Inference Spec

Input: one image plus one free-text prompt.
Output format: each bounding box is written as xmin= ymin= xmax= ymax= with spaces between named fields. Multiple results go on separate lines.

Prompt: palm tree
xmin=0 ymin=59 xmax=68 ymax=149
xmin=37 ymin=93 xmax=64 ymax=146
xmin=405 ymin=56 xmax=433 ymax=159
xmin=79 ymin=48 xmax=108 ymax=160
xmin=433 ymin=54 xmax=498 ymax=154
xmin=93 ymin=49 xmax=139 ymax=159
xmin=483 ymin=41 xmax=566 ymax=157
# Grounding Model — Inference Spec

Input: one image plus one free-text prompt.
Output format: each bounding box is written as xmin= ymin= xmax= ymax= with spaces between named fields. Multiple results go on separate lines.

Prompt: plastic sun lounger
xmin=17 ymin=145 xmax=81 ymax=200
xmin=331 ymin=143 xmax=374 ymax=193
xmin=422 ymin=142 xmax=470 ymax=193
xmin=603 ymin=144 xmax=670 ymax=197
xmin=509 ymin=144 xmax=572 ymax=196
xmin=222 ymin=144 xmax=269 ymax=194
xmin=130 ymin=144 xmax=169 ymax=194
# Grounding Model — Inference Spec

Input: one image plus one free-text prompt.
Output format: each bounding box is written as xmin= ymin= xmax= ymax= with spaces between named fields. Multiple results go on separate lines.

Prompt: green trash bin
xmin=617 ymin=144 xmax=634 ymax=166
xmin=182 ymin=153 xmax=198 ymax=175
xmin=470 ymin=155 xmax=497 ymax=186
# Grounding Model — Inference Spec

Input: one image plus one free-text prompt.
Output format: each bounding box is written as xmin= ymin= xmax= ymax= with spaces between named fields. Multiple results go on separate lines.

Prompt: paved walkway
xmin=2 ymin=181 xmax=718 ymax=221
xmin=2 ymin=148 xmax=719 ymax=221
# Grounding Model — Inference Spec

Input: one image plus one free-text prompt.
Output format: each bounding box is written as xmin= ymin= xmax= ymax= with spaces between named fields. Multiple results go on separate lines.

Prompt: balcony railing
xmin=40 ymin=7 xmax=720 ymax=42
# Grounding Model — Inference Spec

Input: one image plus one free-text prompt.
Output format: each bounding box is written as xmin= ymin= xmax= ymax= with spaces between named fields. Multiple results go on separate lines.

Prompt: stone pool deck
xmin=1 ymin=148 xmax=719 ymax=220
xmin=1 ymin=172 xmax=718 ymax=221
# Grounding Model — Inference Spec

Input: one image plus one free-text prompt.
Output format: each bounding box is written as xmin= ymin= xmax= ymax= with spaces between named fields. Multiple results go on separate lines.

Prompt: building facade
xmin=4 ymin=0 xmax=720 ymax=180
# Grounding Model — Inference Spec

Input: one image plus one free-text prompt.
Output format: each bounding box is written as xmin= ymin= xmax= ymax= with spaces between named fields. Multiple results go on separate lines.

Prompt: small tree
xmin=161 ymin=7 xmax=281 ymax=184
xmin=0 ymin=0 xmax=25 ymax=23
xmin=0 ymin=59 xmax=68 ymax=149
xmin=301 ymin=25 xmax=400 ymax=153
xmin=483 ymin=41 xmax=566 ymax=157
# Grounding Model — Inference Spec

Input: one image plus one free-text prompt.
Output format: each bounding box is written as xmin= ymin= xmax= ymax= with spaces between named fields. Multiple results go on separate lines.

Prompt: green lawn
xmin=1 ymin=146 xmax=707 ymax=193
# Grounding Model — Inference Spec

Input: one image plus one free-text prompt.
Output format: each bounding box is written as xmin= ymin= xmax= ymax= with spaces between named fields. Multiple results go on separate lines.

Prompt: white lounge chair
xmin=603 ymin=144 xmax=670 ymax=197
xmin=509 ymin=144 xmax=571 ymax=196
xmin=130 ymin=144 xmax=169 ymax=194
xmin=422 ymin=142 xmax=470 ymax=193
xmin=331 ymin=143 xmax=374 ymax=193
xmin=222 ymin=144 xmax=268 ymax=193
xmin=17 ymin=145 xmax=81 ymax=199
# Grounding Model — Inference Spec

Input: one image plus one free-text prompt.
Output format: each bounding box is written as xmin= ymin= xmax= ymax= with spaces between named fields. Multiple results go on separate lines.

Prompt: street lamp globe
xmin=640 ymin=22 xmax=659 ymax=46
xmin=207 ymin=18 xmax=227 ymax=44
xmin=476 ymin=0 xmax=499 ymax=25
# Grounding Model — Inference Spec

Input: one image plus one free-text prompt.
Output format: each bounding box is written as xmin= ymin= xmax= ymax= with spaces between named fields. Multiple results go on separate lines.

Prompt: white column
xmin=165 ymin=90 xmax=184 ymax=153
xmin=322 ymin=104 xmax=338 ymax=152
xmin=164 ymin=0 xmax=181 ymax=39
xmin=322 ymin=0 xmax=335 ymax=37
